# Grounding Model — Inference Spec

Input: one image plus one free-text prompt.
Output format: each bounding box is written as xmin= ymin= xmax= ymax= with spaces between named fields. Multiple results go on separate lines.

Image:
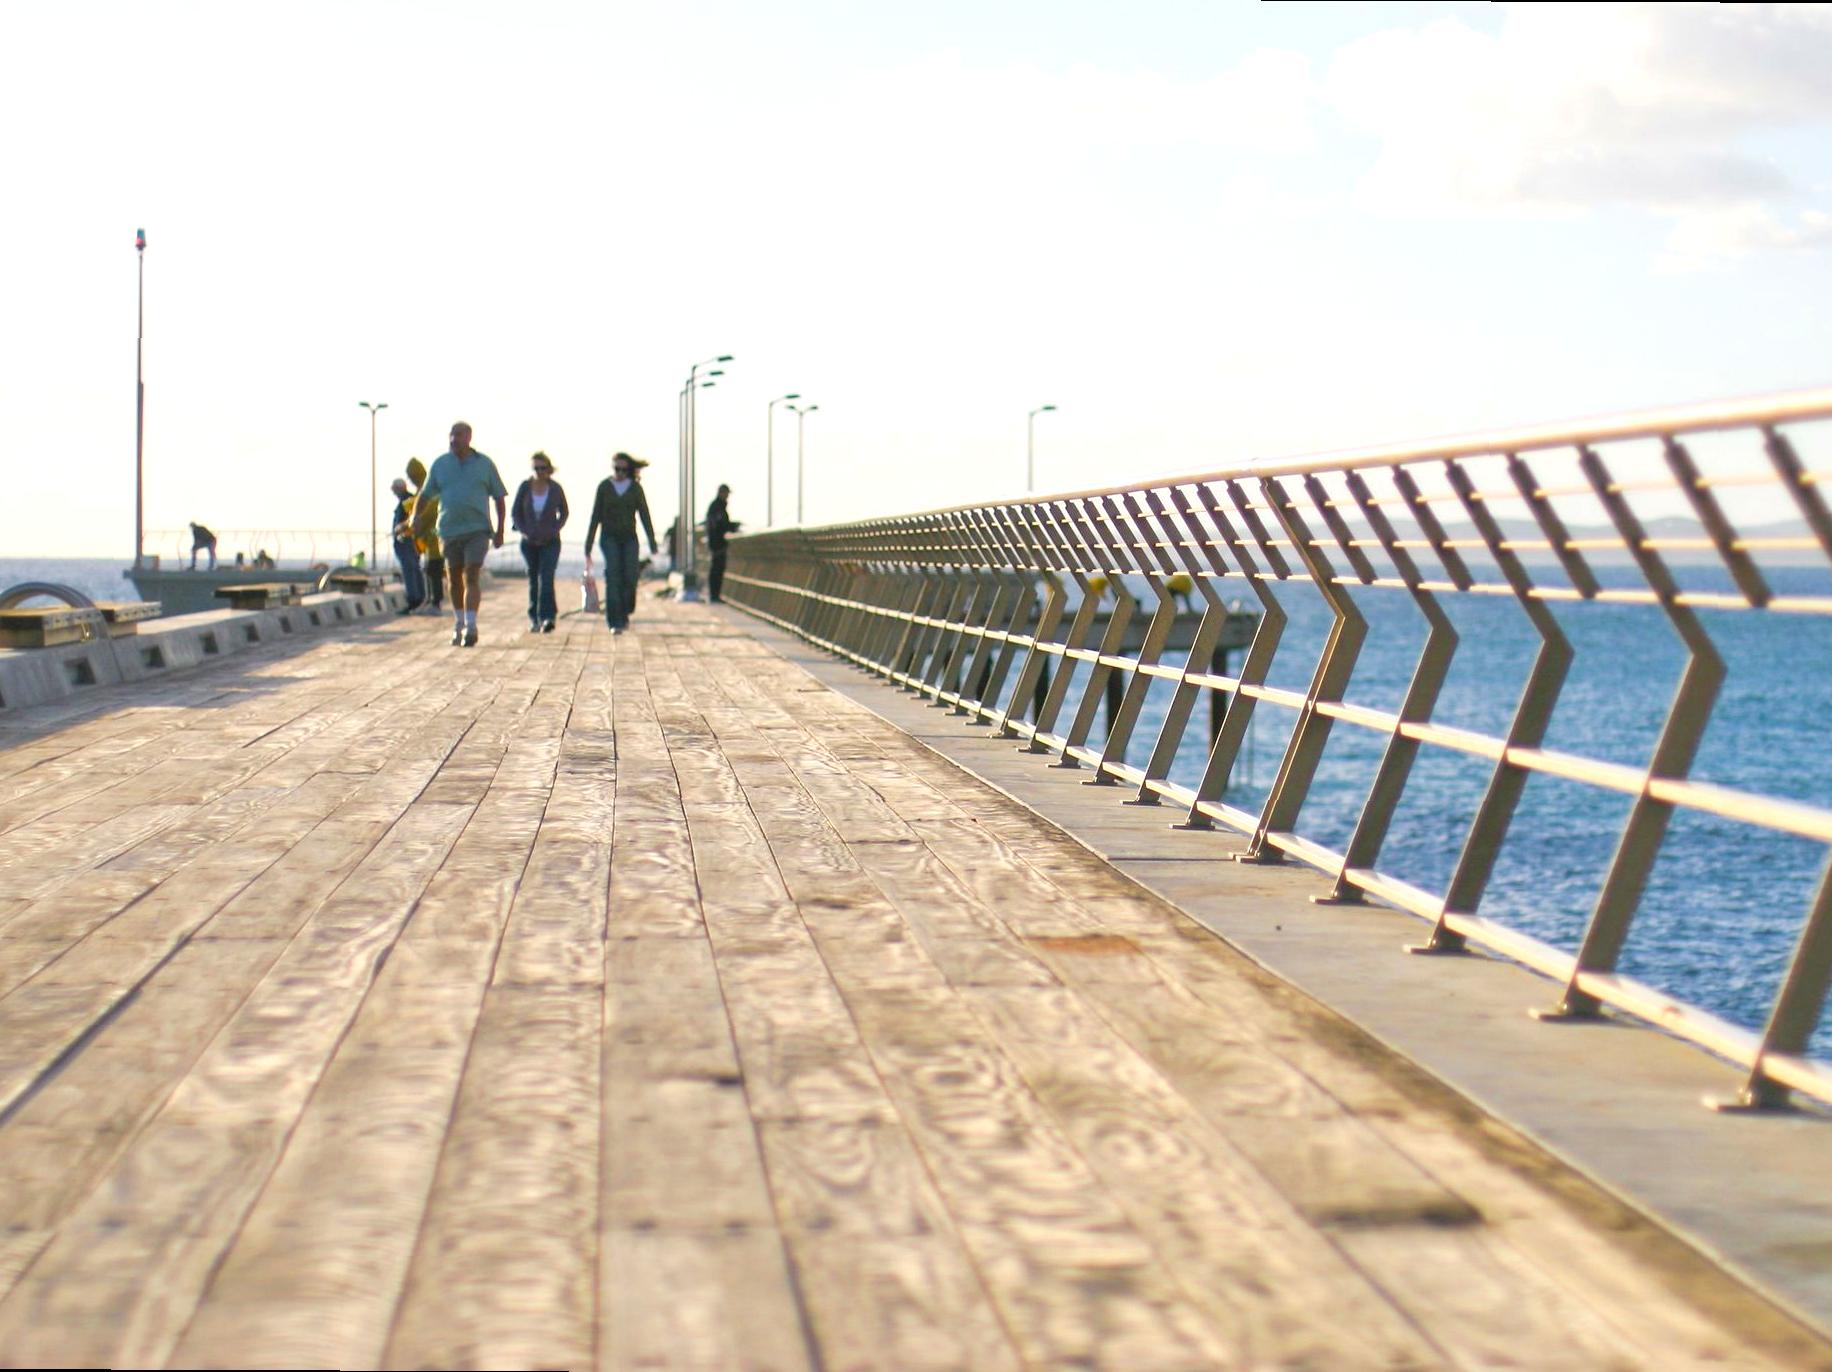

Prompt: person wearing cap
xmin=511 ymin=451 xmax=570 ymax=633
xmin=389 ymin=477 xmax=426 ymax=613
xmin=583 ymin=452 xmax=658 ymax=636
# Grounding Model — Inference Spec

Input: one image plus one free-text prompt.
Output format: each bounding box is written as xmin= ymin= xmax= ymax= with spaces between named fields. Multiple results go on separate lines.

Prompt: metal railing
xmin=726 ymin=386 xmax=1832 ymax=1111
xmin=142 ymin=528 xmax=376 ymax=569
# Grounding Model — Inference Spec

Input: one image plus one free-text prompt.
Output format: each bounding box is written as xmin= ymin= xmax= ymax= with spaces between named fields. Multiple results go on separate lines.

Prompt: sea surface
xmin=4 ymin=556 xmax=1829 ymax=1058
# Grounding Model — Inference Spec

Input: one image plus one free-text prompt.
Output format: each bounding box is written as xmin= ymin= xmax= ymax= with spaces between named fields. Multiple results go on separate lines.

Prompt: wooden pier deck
xmin=0 ymin=596 xmax=1823 ymax=1370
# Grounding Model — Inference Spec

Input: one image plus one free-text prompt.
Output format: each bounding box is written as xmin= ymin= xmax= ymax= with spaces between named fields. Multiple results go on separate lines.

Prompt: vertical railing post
xmin=1244 ymin=475 xmax=1367 ymax=862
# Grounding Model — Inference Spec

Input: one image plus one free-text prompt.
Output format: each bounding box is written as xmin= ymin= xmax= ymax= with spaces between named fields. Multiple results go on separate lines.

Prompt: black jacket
xmin=706 ymin=497 xmax=739 ymax=551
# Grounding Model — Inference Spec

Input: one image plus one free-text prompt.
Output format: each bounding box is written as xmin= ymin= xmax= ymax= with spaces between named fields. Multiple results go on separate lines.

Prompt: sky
xmin=1 ymin=1 xmax=1829 ymax=559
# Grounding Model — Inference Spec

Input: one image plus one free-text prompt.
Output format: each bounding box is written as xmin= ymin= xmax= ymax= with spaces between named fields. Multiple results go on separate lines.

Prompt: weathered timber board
xmin=0 ymin=596 xmax=1818 ymax=1371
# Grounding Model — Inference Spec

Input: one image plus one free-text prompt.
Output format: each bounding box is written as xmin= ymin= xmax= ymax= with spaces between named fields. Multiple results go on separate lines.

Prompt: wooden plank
xmin=667 ymin=631 xmax=1231 ymax=1370
xmin=385 ymin=646 xmax=612 ymax=1369
xmin=0 ymin=800 xmax=475 ymax=1369
xmin=167 ymin=781 xmax=554 ymax=1369
xmin=382 ymin=985 xmax=602 ymax=1371
xmin=602 ymin=1228 xmax=814 ymax=1372
xmin=963 ymin=982 xmax=1452 ymax=1369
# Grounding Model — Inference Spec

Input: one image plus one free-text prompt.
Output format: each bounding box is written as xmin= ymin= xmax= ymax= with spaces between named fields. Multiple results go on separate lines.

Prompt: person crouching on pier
xmin=583 ymin=452 xmax=657 ymax=636
xmin=413 ymin=421 xmax=507 ymax=648
xmin=512 ymin=451 xmax=569 ymax=633
xmin=188 ymin=522 xmax=218 ymax=571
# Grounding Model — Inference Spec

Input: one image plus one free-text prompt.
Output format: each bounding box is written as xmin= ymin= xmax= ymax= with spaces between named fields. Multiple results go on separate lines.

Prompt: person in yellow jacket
xmin=405 ymin=458 xmax=445 ymax=612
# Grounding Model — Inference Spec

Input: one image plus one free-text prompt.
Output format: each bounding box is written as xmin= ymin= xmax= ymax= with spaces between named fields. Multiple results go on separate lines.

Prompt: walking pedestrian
xmin=583 ymin=452 xmax=657 ymax=636
xmin=413 ymin=421 xmax=507 ymax=648
xmin=188 ymin=522 xmax=218 ymax=571
xmin=511 ymin=451 xmax=569 ymax=633
xmin=389 ymin=478 xmax=426 ymax=612
xmin=624 ymin=456 xmax=651 ymax=620
xmin=705 ymin=483 xmax=739 ymax=604
xmin=406 ymin=458 xmax=444 ymax=612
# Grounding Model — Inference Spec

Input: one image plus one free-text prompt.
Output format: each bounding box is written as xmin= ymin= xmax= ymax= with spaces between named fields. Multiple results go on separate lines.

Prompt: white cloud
xmin=842 ymin=47 xmax=1319 ymax=163
xmin=1657 ymin=204 xmax=1832 ymax=272
xmin=1326 ymin=2 xmax=1832 ymax=247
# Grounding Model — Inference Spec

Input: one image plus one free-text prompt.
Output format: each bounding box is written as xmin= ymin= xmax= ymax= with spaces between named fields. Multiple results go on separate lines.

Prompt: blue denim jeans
xmin=600 ymin=535 xmax=639 ymax=630
xmin=393 ymin=537 xmax=425 ymax=606
xmin=522 ymin=538 xmax=561 ymax=624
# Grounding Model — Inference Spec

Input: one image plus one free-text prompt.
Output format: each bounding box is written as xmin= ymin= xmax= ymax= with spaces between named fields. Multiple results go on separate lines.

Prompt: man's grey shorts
xmin=444 ymin=531 xmax=492 ymax=567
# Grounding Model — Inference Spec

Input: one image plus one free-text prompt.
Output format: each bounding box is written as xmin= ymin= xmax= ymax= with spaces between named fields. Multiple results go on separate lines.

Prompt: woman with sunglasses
xmin=583 ymin=452 xmax=659 ymax=635
xmin=511 ymin=451 xmax=570 ymax=632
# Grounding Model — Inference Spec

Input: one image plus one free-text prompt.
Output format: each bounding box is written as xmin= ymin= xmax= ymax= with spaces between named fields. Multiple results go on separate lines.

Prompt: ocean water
xmin=4 ymin=556 xmax=1829 ymax=1058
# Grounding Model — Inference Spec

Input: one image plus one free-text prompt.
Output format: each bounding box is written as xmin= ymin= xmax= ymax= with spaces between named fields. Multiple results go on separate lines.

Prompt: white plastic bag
xmin=581 ymin=572 xmax=601 ymax=615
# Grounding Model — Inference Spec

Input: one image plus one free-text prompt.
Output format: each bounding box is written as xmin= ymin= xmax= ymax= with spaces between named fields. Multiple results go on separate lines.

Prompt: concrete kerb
xmin=0 ymin=587 xmax=408 ymax=712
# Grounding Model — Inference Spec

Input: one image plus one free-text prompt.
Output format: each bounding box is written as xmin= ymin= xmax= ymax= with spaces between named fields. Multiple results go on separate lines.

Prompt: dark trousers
xmin=394 ymin=537 xmax=425 ymax=607
xmin=522 ymin=538 xmax=561 ymax=624
xmin=600 ymin=535 xmax=640 ymax=630
xmin=424 ymin=553 xmax=445 ymax=607
xmin=708 ymin=547 xmax=727 ymax=603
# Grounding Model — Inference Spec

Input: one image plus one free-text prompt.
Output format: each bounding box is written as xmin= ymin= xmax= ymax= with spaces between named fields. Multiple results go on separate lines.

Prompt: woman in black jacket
xmin=511 ymin=451 xmax=569 ymax=632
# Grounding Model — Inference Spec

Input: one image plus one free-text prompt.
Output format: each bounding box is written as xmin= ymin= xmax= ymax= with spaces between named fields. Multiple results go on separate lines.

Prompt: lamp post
xmin=1027 ymin=404 xmax=1057 ymax=493
xmin=788 ymin=403 xmax=819 ymax=525
xmin=766 ymin=393 xmax=800 ymax=528
xmin=677 ymin=354 xmax=732 ymax=601
xmin=134 ymin=228 xmax=146 ymax=569
xmin=358 ymin=401 xmax=389 ymax=571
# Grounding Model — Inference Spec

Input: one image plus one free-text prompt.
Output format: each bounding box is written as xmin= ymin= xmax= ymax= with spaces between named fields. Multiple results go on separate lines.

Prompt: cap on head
xmin=718 ymin=484 xmax=731 ymax=496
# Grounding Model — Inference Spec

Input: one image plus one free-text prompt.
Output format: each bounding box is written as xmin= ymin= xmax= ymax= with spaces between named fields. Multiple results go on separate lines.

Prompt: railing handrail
xmin=726 ymin=384 xmax=1832 ymax=1114
xmin=757 ymin=385 xmax=1832 ymax=531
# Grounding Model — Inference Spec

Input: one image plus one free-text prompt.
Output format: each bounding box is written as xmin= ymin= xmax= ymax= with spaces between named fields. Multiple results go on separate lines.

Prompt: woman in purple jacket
xmin=511 ymin=451 xmax=570 ymax=632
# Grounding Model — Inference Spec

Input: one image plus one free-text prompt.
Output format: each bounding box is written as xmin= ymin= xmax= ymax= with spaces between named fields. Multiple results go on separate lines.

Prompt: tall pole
xmin=791 ymin=403 xmax=818 ymax=525
xmin=766 ymin=393 xmax=800 ymax=528
xmin=677 ymin=354 xmax=731 ymax=603
xmin=359 ymin=401 xmax=388 ymax=571
xmin=677 ymin=383 xmax=689 ymax=576
xmin=134 ymin=228 xmax=145 ymax=568
xmin=1027 ymin=404 xmax=1057 ymax=493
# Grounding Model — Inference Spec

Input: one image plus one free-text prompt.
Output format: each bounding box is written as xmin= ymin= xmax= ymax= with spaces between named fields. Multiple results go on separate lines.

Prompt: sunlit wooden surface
xmin=0 ymin=594 xmax=1818 ymax=1370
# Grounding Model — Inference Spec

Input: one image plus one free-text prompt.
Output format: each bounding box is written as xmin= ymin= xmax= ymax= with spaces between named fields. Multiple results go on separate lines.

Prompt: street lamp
xmin=788 ymin=403 xmax=819 ymax=525
xmin=134 ymin=228 xmax=147 ymax=569
xmin=677 ymin=353 xmax=732 ymax=601
xmin=359 ymin=401 xmax=388 ymax=570
xmin=1027 ymin=404 xmax=1057 ymax=493
xmin=766 ymin=393 xmax=800 ymax=527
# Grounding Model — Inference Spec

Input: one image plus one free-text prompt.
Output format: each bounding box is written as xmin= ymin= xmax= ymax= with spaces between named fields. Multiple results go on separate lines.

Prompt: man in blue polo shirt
xmin=413 ymin=421 xmax=507 ymax=647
